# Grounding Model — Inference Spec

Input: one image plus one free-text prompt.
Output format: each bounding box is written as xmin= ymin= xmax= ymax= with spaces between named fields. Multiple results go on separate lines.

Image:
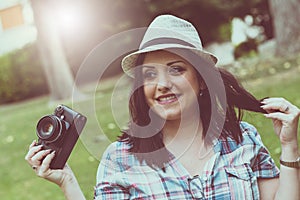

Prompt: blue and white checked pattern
xmin=94 ymin=122 xmax=279 ymax=199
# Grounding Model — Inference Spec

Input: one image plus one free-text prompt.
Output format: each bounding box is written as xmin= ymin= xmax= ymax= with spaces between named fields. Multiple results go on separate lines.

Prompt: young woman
xmin=25 ymin=15 xmax=299 ymax=200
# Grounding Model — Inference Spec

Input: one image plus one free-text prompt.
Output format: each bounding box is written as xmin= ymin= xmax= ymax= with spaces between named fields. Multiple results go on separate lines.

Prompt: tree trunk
xmin=269 ymin=0 xmax=300 ymax=56
xmin=30 ymin=0 xmax=78 ymax=101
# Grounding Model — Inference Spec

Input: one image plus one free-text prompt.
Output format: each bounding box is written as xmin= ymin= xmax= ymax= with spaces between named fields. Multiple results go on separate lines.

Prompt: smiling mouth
xmin=156 ymin=94 xmax=180 ymax=104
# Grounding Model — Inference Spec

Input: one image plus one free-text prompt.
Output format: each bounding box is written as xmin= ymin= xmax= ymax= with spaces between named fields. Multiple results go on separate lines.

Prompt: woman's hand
xmin=261 ymin=98 xmax=300 ymax=200
xmin=261 ymin=97 xmax=300 ymax=148
xmin=25 ymin=141 xmax=86 ymax=200
xmin=24 ymin=140 xmax=75 ymax=187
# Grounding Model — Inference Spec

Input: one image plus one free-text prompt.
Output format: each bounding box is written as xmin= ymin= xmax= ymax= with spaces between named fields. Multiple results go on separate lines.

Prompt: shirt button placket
xmin=188 ymin=176 xmax=204 ymax=199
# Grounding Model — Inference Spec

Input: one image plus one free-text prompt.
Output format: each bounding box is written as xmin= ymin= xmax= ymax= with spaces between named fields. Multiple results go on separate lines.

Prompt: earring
xmin=199 ymin=90 xmax=203 ymax=97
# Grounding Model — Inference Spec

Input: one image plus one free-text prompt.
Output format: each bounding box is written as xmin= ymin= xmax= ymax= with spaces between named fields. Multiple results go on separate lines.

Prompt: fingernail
xmin=261 ymin=98 xmax=269 ymax=103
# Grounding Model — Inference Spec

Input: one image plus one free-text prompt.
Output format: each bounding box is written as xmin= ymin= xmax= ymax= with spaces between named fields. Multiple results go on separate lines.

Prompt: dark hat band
xmin=140 ymin=37 xmax=196 ymax=50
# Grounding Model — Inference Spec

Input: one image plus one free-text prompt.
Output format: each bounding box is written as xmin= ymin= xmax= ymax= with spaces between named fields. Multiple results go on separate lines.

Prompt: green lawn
xmin=0 ymin=66 xmax=299 ymax=199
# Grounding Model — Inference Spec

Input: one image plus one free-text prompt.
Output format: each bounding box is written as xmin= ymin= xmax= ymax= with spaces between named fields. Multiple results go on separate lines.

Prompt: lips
xmin=155 ymin=94 xmax=180 ymax=105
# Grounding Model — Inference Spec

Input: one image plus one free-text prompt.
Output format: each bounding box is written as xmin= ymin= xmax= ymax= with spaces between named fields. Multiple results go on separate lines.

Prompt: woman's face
xmin=142 ymin=50 xmax=201 ymax=121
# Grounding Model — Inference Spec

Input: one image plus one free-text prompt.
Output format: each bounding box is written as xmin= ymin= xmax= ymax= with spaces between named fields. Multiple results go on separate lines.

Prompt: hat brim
xmin=121 ymin=44 xmax=218 ymax=78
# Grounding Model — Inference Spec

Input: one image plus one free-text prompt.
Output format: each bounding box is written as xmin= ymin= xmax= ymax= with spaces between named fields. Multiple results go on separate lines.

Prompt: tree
xmin=30 ymin=0 xmax=79 ymax=101
xmin=269 ymin=0 xmax=300 ymax=56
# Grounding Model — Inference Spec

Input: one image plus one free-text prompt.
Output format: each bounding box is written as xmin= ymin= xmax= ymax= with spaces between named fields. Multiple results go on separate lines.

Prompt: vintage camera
xmin=36 ymin=105 xmax=87 ymax=169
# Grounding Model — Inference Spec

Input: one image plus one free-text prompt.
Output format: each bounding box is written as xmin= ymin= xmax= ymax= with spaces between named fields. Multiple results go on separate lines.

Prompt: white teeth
xmin=158 ymin=95 xmax=176 ymax=101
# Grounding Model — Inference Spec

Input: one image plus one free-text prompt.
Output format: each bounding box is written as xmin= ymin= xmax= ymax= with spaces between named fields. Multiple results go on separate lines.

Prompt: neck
xmin=162 ymin=113 xmax=203 ymax=145
xmin=162 ymin=114 xmax=215 ymax=160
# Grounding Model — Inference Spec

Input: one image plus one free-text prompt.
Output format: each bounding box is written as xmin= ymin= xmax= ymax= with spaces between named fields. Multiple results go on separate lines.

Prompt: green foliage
xmin=207 ymin=0 xmax=264 ymax=17
xmin=0 ymin=44 xmax=49 ymax=104
xmin=226 ymin=52 xmax=300 ymax=81
xmin=214 ymin=22 xmax=232 ymax=42
xmin=74 ymin=0 xmax=270 ymax=44
xmin=233 ymin=39 xmax=258 ymax=59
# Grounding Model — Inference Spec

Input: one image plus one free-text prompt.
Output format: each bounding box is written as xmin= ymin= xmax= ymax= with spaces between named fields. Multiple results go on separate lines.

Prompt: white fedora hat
xmin=121 ymin=14 xmax=218 ymax=78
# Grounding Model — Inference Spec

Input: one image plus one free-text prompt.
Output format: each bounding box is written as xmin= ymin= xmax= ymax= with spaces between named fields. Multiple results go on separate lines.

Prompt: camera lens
xmin=36 ymin=115 xmax=65 ymax=142
xmin=41 ymin=123 xmax=54 ymax=136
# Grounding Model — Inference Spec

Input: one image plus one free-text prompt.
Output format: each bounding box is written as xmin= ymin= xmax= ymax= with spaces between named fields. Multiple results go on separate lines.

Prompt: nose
xmin=157 ymin=73 xmax=172 ymax=92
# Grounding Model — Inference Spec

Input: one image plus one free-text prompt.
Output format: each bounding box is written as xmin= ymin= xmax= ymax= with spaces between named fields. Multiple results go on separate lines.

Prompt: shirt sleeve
xmin=94 ymin=142 xmax=130 ymax=200
xmin=241 ymin=122 xmax=280 ymax=179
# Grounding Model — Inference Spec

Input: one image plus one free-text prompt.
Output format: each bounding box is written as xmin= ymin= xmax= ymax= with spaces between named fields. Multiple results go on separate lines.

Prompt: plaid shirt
xmin=94 ymin=122 xmax=279 ymax=199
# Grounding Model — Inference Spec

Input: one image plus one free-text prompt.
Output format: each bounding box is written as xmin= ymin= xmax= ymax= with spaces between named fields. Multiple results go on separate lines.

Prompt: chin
xmin=157 ymin=111 xmax=181 ymax=121
xmin=149 ymin=104 xmax=182 ymax=121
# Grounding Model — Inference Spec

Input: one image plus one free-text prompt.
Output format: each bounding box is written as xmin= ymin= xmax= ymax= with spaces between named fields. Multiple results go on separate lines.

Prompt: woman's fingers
xmin=264 ymin=112 xmax=292 ymax=123
xmin=25 ymin=140 xmax=53 ymax=172
xmin=261 ymin=97 xmax=299 ymax=124
xmin=25 ymin=141 xmax=67 ymax=186
xmin=262 ymin=98 xmax=291 ymax=112
xmin=25 ymin=142 xmax=42 ymax=160
xmin=261 ymin=97 xmax=300 ymax=116
xmin=37 ymin=151 xmax=67 ymax=186
xmin=37 ymin=151 xmax=55 ymax=177
xmin=261 ymin=97 xmax=300 ymax=145
xmin=25 ymin=142 xmax=43 ymax=165
xmin=31 ymin=149 xmax=51 ymax=162
xmin=29 ymin=140 xmax=37 ymax=149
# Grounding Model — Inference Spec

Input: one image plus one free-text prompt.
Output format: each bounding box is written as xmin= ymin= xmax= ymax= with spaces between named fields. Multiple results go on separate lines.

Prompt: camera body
xmin=36 ymin=105 xmax=87 ymax=169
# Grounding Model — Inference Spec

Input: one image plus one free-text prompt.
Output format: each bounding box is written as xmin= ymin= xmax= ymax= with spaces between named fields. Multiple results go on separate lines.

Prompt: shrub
xmin=234 ymin=38 xmax=258 ymax=59
xmin=0 ymin=43 xmax=49 ymax=104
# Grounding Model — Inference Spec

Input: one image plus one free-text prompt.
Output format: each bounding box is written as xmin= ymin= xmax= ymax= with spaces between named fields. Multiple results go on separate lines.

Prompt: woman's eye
xmin=143 ymin=70 xmax=157 ymax=79
xmin=169 ymin=66 xmax=185 ymax=75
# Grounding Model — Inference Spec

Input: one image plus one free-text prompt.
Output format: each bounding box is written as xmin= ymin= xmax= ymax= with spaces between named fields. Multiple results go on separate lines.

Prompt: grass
xmin=0 ymin=61 xmax=300 ymax=199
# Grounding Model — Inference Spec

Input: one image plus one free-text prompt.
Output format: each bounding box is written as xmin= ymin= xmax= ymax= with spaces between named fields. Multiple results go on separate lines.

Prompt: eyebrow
xmin=166 ymin=60 xmax=185 ymax=66
xmin=142 ymin=60 xmax=185 ymax=68
xmin=142 ymin=65 xmax=155 ymax=69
